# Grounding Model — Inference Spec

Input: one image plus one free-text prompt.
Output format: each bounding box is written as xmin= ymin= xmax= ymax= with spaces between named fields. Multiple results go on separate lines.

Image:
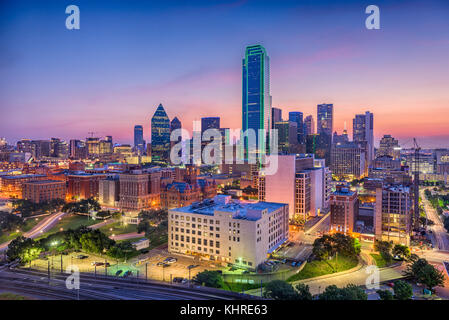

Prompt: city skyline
xmin=1 ymin=0 xmax=449 ymax=148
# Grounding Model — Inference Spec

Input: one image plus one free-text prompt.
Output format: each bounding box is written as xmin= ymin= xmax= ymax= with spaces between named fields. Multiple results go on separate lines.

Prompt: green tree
xmin=404 ymin=257 xmax=445 ymax=292
xmin=6 ymin=236 xmax=43 ymax=263
xmin=294 ymin=283 xmax=313 ymax=300
xmin=79 ymin=229 xmax=114 ymax=254
xmin=393 ymin=280 xmax=413 ymax=300
xmin=0 ymin=211 xmax=24 ymax=231
xmin=193 ymin=270 xmax=224 ymax=288
xmin=392 ymin=244 xmax=411 ymax=260
xmin=374 ymin=240 xmax=393 ymax=264
xmin=376 ymin=289 xmax=394 ymax=300
xmin=319 ymin=284 xmax=367 ymax=300
xmin=263 ymin=280 xmax=299 ymax=300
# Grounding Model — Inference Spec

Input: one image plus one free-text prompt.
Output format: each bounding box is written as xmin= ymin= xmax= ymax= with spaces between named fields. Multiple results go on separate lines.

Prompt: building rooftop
xmin=24 ymin=179 xmax=65 ymax=185
xmin=172 ymin=195 xmax=286 ymax=221
xmin=1 ymin=174 xmax=46 ymax=180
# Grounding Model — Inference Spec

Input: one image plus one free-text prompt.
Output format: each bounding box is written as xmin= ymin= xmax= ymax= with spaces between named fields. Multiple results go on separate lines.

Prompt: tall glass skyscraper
xmin=134 ymin=125 xmax=145 ymax=154
xmin=151 ymin=103 xmax=170 ymax=162
xmin=289 ymin=111 xmax=304 ymax=144
xmin=317 ymin=103 xmax=333 ymax=137
xmin=353 ymin=111 xmax=374 ymax=167
xmin=242 ymin=45 xmax=271 ymax=158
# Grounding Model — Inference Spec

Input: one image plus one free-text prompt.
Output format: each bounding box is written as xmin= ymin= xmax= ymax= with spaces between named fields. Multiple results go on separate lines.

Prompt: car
xmin=291 ymin=262 xmax=296 ymax=267
xmin=76 ymin=254 xmax=88 ymax=259
xmin=157 ymin=262 xmax=165 ymax=267
xmin=387 ymin=282 xmax=395 ymax=288
xmin=123 ymin=270 xmax=132 ymax=278
xmin=91 ymin=262 xmax=104 ymax=267
xmin=173 ymin=277 xmax=183 ymax=283
xmin=115 ymin=270 xmax=123 ymax=276
xmin=181 ymin=278 xmax=189 ymax=284
xmin=164 ymin=257 xmax=177 ymax=264
xmin=187 ymin=264 xmax=199 ymax=270
xmin=104 ymin=262 xmax=110 ymax=267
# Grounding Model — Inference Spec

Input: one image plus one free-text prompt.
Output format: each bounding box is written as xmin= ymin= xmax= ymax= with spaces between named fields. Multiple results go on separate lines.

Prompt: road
xmin=421 ymin=188 xmax=449 ymax=251
xmin=110 ymin=232 xmax=144 ymax=241
xmin=0 ymin=211 xmax=67 ymax=252
xmin=0 ymin=267 xmax=254 ymax=300
xmin=89 ymin=219 xmax=116 ymax=230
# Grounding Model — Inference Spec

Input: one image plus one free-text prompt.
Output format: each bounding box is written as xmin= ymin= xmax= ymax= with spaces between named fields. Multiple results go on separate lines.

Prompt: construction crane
xmin=413 ymin=138 xmax=421 ymax=229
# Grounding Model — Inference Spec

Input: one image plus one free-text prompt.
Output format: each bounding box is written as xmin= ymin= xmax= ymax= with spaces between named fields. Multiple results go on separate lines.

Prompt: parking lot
xmin=29 ymin=248 xmax=223 ymax=283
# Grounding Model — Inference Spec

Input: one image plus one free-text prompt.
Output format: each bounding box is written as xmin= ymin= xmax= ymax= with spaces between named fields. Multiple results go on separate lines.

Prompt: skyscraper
xmin=353 ymin=111 xmax=374 ymax=166
xmin=377 ymin=134 xmax=400 ymax=159
xmin=170 ymin=117 xmax=182 ymax=133
xmin=271 ymin=107 xmax=282 ymax=128
xmin=289 ymin=111 xmax=304 ymax=144
xmin=242 ymin=45 xmax=271 ymax=157
xmin=134 ymin=125 xmax=145 ymax=155
xmin=151 ymin=103 xmax=171 ymax=162
xmin=201 ymin=117 xmax=220 ymax=134
xmin=304 ymin=115 xmax=314 ymax=135
xmin=317 ymin=104 xmax=333 ymax=137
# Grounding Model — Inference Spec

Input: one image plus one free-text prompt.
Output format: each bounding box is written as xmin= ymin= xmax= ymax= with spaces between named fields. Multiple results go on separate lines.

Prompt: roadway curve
xmin=0 ymin=212 xmax=67 ymax=252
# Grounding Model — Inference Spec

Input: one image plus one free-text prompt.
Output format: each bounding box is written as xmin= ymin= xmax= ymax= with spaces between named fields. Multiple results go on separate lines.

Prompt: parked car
xmin=164 ymin=257 xmax=177 ymax=264
xmin=181 ymin=278 xmax=189 ymax=284
xmin=173 ymin=277 xmax=183 ymax=283
xmin=91 ymin=262 xmax=104 ymax=267
xmin=115 ymin=270 xmax=123 ymax=276
xmin=76 ymin=255 xmax=88 ymax=259
xmin=187 ymin=264 xmax=199 ymax=270
xmin=123 ymin=270 xmax=132 ymax=278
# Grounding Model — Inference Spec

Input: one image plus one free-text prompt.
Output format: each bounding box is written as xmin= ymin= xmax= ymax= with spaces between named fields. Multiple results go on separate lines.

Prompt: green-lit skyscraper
xmin=242 ymin=45 xmax=271 ymax=159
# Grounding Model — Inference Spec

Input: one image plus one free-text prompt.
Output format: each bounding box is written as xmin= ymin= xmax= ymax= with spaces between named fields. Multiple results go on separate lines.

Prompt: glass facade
xmin=151 ymin=103 xmax=170 ymax=162
xmin=242 ymin=45 xmax=271 ymax=158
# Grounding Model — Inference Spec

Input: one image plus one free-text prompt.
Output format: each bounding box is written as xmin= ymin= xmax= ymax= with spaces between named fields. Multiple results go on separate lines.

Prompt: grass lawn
xmin=222 ymin=282 xmax=262 ymax=292
xmin=287 ymin=255 xmax=358 ymax=282
xmin=0 ymin=216 xmax=46 ymax=243
xmin=0 ymin=293 xmax=28 ymax=300
xmin=36 ymin=214 xmax=98 ymax=239
xmin=99 ymin=222 xmax=137 ymax=237
xmin=148 ymin=230 xmax=168 ymax=249
xmin=370 ymin=253 xmax=392 ymax=268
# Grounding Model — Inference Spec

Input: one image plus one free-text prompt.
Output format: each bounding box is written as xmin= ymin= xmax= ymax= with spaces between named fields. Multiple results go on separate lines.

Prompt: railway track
xmin=1 ymin=267 xmax=256 ymax=300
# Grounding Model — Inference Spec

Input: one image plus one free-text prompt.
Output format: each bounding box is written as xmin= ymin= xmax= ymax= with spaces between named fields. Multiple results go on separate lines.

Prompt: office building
xmin=151 ymin=104 xmax=171 ymax=163
xmin=331 ymin=142 xmax=366 ymax=180
xmin=201 ymin=117 xmax=220 ymax=134
xmin=118 ymin=169 xmax=161 ymax=211
xmin=377 ymin=135 xmax=400 ymax=160
xmin=375 ymin=185 xmax=412 ymax=245
xmin=271 ymin=107 xmax=282 ymax=128
xmin=134 ymin=125 xmax=145 ymax=155
xmin=22 ymin=180 xmax=66 ymax=203
xmin=259 ymin=154 xmax=331 ymax=221
xmin=274 ymin=121 xmax=298 ymax=154
xmin=289 ymin=112 xmax=304 ymax=144
xmin=168 ymin=195 xmax=289 ymax=269
xmin=99 ymin=176 xmax=120 ymax=207
xmin=317 ymin=104 xmax=333 ymax=137
xmin=242 ymin=45 xmax=271 ymax=157
xmin=353 ymin=111 xmax=374 ymax=167
xmin=304 ymin=115 xmax=314 ymax=135
xmin=67 ymin=173 xmax=106 ymax=200
xmin=330 ymin=185 xmax=359 ymax=234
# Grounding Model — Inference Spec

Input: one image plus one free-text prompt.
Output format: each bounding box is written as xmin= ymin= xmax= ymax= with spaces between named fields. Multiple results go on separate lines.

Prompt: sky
xmin=0 ymin=0 xmax=448 ymax=148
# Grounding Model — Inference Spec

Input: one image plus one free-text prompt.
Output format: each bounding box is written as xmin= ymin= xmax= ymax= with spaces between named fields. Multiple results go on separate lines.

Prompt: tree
xmin=79 ymin=229 xmax=114 ymax=254
xmin=263 ymin=280 xmax=299 ymax=300
xmin=374 ymin=240 xmax=393 ymax=264
xmin=0 ymin=211 xmax=24 ymax=231
xmin=193 ymin=270 xmax=223 ymax=288
xmin=6 ymin=236 xmax=43 ymax=263
xmin=312 ymin=233 xmax=359 ymax=261
xmin=444 ymin=216 xmax=449 ymax=233
xmin=294 ymin=283 xmax=313 ymax=300
xmin=319 ymin=284 xmax=367 ymax=300
xmin=404 ymin=257 xmax=445 ymax=292
xmin=377 ymin=289 xmax=394 ymax=300
xmin=393 ymin=280 xmax=413 ymax=300
xmin=392 ymin=244 xmax=411 ymax=260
